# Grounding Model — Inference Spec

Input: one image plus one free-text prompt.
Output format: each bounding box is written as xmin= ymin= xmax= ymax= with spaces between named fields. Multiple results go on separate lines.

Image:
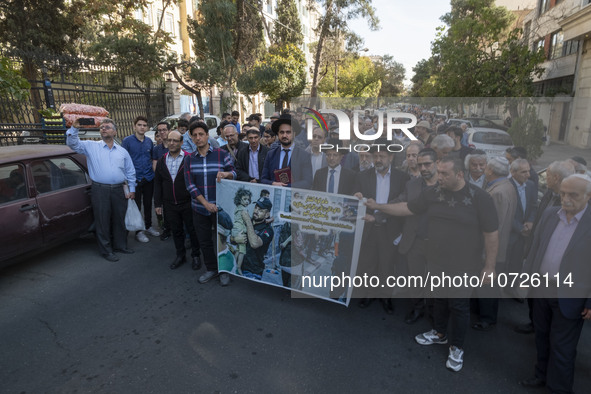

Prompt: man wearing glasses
xmin=66 ymin=119 xmax=136 ymax=262
xmin=153 ymin=131 xmax=201 ymax=270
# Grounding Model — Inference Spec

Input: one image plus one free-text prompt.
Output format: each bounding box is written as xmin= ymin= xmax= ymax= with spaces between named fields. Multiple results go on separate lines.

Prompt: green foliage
xmin=310 ymin=0 xmax=380 ymax=99
xmin=237 ymin=43 xmax=307 ymax=107
xmin=0 ymin=56 xmax=30 ymax=100
xmin=273 ymin=0 xmax=303 ymax=46
xmin=319 ymin=56 xmax=381 ymax=97
xmin=421 ymin=0 xmax=544 ymax=99
xmin=189 ymin=0 xmax=237 ymax=88
xmin=507 ymin=104 xmax=545 ymax=161
xmin=87 ymin=1 xmax=175 ymax=88
xmin=376 ymin=55 xmax=405 ymax=98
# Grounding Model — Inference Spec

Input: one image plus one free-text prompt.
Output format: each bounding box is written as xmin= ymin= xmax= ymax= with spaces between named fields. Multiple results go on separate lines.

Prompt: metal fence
xmin=0 ymin=51 xmax=171 ymax=146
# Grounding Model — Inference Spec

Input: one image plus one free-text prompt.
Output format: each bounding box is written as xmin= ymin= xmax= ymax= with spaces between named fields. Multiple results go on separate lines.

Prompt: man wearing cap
xmin=261 ymin=114 xmax=313 ymax=189
xmin=233 ymin=197 xmax=275 ymax=279
xmin=415 ymin=120 xmax=434 ymax=147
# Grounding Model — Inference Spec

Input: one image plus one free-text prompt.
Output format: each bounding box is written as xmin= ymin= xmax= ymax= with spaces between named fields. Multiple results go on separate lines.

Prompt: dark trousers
xmin=192 ymin=211 xmax=217 ymax=271
xmin=91 ymin=183 xmax=127 ymax=256
xmin=533 ymin=298 xmax=584 ymax=394
xmin=433 ymin=298 xmax=470 ymax=348
xmin=357 ymin=223 xmax=398 ymax=298
xmin=405 ymin=239 xmax=428 ymax=312
xmin=135 ymin=178 xmax=154 ymax=229
xmin=164 ymin=201 xmax=200 ymax=258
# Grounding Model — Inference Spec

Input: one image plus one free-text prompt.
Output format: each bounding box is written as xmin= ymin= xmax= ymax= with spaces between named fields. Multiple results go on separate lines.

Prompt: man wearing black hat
xmin=233 ymin=197 xmax=275 ymax=279
xmin=261 ymin=114 xmax=313 ymax=189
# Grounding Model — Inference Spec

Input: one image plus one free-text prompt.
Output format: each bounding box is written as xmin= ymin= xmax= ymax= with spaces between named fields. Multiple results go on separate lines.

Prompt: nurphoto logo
xmin=304 ymin=108 xmax=418 ymax=153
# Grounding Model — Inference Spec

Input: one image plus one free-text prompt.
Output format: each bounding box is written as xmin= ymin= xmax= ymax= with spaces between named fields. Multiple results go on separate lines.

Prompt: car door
xmin=30 ymin=156 xmax=93 ymax=245
xmin=0 ymin=163 xmax=43 ymax=262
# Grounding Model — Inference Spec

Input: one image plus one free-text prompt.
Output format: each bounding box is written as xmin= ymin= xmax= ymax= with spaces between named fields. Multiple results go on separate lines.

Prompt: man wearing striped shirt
xmin=184 ymin=121 xmax=236 ymax=285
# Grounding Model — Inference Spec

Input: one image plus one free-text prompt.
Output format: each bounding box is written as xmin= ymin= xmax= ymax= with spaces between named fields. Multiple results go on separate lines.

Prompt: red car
xmin=0 ymin=145 xmax=94 ymax=266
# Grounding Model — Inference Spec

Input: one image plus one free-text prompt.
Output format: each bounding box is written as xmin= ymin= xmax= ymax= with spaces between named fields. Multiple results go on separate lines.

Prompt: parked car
xmin=464 ymin=117 xmax=508 ymax=131
xmin=0 ymin=145 xmax=94 ymax=267
xmin=145 ymin=113 xmax=222 ymax=144
xmin=465 ymin=127 xmax=513 ymax=158
xmin=446 ymin=119 xmax=473 ymax=128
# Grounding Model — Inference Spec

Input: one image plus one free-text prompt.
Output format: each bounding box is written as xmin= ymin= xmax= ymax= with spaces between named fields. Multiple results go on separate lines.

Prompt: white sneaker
xmin=135 ymin=231 xmax=149 ymax=243
xmin=415 ymin=329 xmax=448 ymax=345
xmin=145 ymin=226 xmax=161 ymax=237
xmin=446 ymin=346 xmax=464 ymax=372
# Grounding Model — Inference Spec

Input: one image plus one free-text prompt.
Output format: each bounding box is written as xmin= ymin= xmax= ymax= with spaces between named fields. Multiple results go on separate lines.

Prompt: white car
xmin=465 ymin=127 xmax=513 ymax=158
xmin=145 ymin=113 xmax=221 ymax=144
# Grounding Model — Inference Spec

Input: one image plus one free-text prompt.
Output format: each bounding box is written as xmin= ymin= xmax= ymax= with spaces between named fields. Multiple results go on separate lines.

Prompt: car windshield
xmin=472 ymin=131 xmax=512 ymax=145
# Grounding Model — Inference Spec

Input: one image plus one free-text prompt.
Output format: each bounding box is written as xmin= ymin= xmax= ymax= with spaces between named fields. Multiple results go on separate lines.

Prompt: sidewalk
xmin=532 ymin=142 xmax=591 ymax=171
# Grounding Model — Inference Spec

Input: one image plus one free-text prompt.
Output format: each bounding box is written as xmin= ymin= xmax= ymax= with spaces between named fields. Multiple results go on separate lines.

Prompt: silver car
xmin=465 ymin=127 xmax=513 ymax=158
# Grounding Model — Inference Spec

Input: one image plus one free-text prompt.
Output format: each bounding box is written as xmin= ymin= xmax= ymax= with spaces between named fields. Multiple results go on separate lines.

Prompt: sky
xmin=347 ymin=0 xmax=452 ymax=86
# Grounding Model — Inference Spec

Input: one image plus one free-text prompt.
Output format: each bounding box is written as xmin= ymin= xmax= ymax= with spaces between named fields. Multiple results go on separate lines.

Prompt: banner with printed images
xmin=216 ymin=180 xmax=366 ymax=306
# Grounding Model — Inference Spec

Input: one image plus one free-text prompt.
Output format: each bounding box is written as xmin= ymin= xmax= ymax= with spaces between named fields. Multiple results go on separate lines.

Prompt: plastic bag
xmin=59 ymin=103 xmax=109 ymax=117
xmin=125 ymin=199 xmax=145 ymax=232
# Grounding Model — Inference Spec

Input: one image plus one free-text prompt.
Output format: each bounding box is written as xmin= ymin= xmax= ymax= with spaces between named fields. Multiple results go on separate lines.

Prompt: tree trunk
xmin=310 ymin=0 xmax=334 ymax=108
xmin=197 ymin=91 xmax=204 ymax=119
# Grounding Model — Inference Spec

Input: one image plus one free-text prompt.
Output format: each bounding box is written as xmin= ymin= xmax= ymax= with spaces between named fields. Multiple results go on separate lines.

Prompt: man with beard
xmin=154 ymin=131 xmax=201 ymax=271
xmin=354 ymin=140 xmax=409 ymax=314
xmin=366 ymin=156 xmax=498 ymax=372
xmin=464 ymin=150 xmax=487 ymax=188
xmin=233 ymin=197 xmax=275 ymax=280
xmin=261 ymin=114 xmax=312 ymax=189
xmin=392 ymin=148 xmax=438 ymax=324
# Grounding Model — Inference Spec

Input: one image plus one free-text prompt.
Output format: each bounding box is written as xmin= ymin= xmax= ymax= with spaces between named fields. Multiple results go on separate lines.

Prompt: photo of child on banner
xmin=217 ymin=180 xmax=366 ymax=306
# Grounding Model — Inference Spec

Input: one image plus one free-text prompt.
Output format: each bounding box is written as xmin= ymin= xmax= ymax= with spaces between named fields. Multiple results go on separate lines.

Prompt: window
xmin=145 ymin=6 xmax=153 ymax=26
xmin=534 ymin=37 xmax=545 ymax=53
xmin=165 ymin=12 xmax=175 ymax=36
xmin=157 ymin=10 xmax=163 ymax=29
xmin=267 ymin=0 xmax=273 ymax=14
xmin=135 ymin=8 xmax=144 ymax=21
xmin=31 ymin=158 xmax=87 ymax=194
xmin=0 ymin=164 xmax=27 ymax=203
xmin=523 ymin=21 xmax=531 ymax=43
xmin=549 ymin=31 xmax=564 ymax=59
xmin=539 ymin=0 xmax=550 ymax=14
xmin=563 ymin=39 xmax=579 ymax=56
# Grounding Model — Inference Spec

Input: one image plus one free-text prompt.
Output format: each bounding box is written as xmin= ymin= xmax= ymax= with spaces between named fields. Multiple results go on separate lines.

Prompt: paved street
xmin=1 ymin=230 xmax=590 ymax=394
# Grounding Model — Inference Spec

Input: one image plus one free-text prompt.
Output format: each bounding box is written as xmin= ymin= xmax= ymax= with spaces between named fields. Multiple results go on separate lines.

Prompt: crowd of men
xmin=65 ymin=107 xmax=591 ymax=391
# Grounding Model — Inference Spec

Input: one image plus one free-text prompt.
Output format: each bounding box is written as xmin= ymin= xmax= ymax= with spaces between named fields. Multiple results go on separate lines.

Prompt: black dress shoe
xmin=103 ymin=253 xmax=119 ymax=262
xmin=358 ymin=298 xmax=373 ymax=308
xmin=405 ymin=309 xmax=424 ymax=324
xmin=192 ymin=256 xmax=203 ymax=271
xmin=380 ymin=299 xmax=394 ymax=315
xmin=170 ymin=256 xmax=186 ymax=270
xmin=114 ymin=248 xmax=134 ymax=254
xmin=519 ymin=377 xmax=545 ymax=388
xmin=160 ymin=230 xmax=171 ymax=241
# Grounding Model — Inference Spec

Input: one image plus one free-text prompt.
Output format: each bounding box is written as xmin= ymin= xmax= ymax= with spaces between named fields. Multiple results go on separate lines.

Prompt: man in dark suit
xmin=261 ymin=114 xmax=312 ymax=189
xmin=354 ymin=140 xmax=409 ymax=313
xmin=393 ymin=148 xmax=438 ymax=324
xmin=517 ymin=160 xmax=575 ymax=334
xmin=235 ymin=127 xmax=269 ymax=183
xmin=520 ymin=174 xmax=591 ymax=393
xmin=312 ymin=138 xmax=356 ymax=195
xmin=506 ymin=158 xmax=537 ymax=286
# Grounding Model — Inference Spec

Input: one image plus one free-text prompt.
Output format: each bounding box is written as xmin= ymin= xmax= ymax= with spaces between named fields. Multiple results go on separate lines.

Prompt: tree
xmin=376 ymin=55 xmax=405 ymax=99
xmin=89 ymin=1 xmax=176 ymax=123
xmin=0 ymin=56 xmax=30 ymax=100
xmin=237 ymin=43 xmax=307 ymax=110
xmin=308 ymin=0 xmax=380 ymax=103
xmin=318 ymin=56 xmax=381 ymax=97
xmin=185 ymin=0 xmax=236 ymax=116
xmin=272 ymin=0 xmax=304 ymax=46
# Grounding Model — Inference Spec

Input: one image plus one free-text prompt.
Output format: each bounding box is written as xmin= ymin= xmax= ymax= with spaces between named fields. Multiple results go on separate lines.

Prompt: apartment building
xmin=523 ymin=0 xmax=591 ymax=148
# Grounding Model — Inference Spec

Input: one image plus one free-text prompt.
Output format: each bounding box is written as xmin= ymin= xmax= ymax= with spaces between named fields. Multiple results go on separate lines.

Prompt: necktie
xmin=328 ymin=169 xmax=335 ymax=193
xmin=281 ymin=149 xmax=289 ymax=169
